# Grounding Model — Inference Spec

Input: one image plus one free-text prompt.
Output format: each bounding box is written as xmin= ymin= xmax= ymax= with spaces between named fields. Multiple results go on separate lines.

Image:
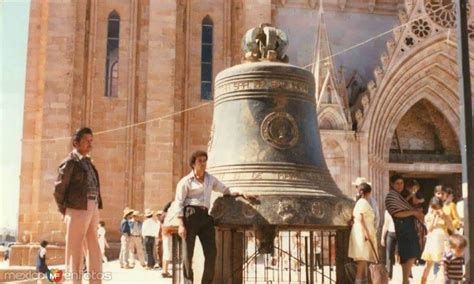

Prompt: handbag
xmin=367 ymin=238 xmax=389 ymax=284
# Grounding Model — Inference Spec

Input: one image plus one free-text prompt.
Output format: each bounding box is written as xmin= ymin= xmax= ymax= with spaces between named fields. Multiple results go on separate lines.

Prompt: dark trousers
xmin=315 ymin=253 xmax=322 ymax=269
xmin=144 ymin=236 xmax=156 ymax=268
xmin=385 ymin=231 xmax=397 ymax=278
xmin=182 ymin=206 xmax=216 ymax=284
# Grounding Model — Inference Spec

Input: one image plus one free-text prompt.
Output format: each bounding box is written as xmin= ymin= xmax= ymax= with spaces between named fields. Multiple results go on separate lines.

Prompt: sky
xmin=0 ymin=0 xmax=31 ymax=231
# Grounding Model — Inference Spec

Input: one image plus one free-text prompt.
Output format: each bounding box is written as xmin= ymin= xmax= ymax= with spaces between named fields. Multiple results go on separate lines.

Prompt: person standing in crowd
xmin=128 ymin=211 xmax=146 ymax=268
xmin=456 ymin=198 xmax=464 ymax=235
xmin=142 ymin=209 xmax=159 ymax=270
xmin=444 ymin=187 xmax=462 ymax=231
xmin=352 ymin=177 xmax=379 ymax=229
xmin=161 ymin=201 xmax=174 ymax=278
xmin=153 ymin=210 xmax=163 ymax=270
xmin=314 ymin=232 xmax=322 ymax=270
xmin=381 ymin=210 xmax=397 ymax=280
xmin=174 ymin=150 xmax=256 ymax=284
xmin=434 ymin=185 xmax=448 ymax=204
xmin=53 ymin=127 xmax=103 ymax=284
xmin=36 ymin=240 xmax=49 ymax=274
xmin=385 ymin=174 xmax=424 ymax=284
xmin=420 ymin=197 xmax=454 ymax=284
xmin=119 ymin=207 xmax=134 ymax=269
xmin=441 ymin=234 xmax=467 ymax=283
xmin=404 ymin=180 xmax=427 ymax=266
xmin=97 ymin=221 xmax=109 ymax=263
xmin=348 ymin=182 xmax=378 ymax=284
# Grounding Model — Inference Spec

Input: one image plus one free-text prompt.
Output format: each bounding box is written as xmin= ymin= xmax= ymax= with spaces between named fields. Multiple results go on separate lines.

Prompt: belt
xmin=131 ymin=235 xmax=141 ymax=237
xmin=87 ymin=194 xmax=99 ymax=201
xmin=187 ymin=205 xmax=208 ymax=211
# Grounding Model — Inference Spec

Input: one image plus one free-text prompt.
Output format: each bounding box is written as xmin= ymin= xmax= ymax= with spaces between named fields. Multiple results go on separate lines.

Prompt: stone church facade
xmin=18 ymin=0 xmax=473 ymax=245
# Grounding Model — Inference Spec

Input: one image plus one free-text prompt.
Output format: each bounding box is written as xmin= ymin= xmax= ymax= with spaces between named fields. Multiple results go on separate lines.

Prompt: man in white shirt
xmin=381 ymin=210 xmax=397 ymax=279
xmin=175 ymin=150 xmax=256 ymax=284
xmin=142 ymin=209 xmax=159 ymax=270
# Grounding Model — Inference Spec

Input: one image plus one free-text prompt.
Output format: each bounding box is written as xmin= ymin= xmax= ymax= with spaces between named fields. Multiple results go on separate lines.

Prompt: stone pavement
xmin=0 ymin=260 xmax=173 ymax=283
xmin=0 ymin=258 xmax=445 ymax=283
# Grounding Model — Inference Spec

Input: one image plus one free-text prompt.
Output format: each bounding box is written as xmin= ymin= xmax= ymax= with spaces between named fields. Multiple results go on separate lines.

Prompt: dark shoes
xmin=161 ymin=272 xmax=172 ymax=278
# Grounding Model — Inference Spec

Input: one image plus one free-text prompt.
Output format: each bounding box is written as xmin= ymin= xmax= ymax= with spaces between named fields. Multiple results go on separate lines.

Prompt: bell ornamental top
xmin=241 ymin=23 xmax=289 ymax=63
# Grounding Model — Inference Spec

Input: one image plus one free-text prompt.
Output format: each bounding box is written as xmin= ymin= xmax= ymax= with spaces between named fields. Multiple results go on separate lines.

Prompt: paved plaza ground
xmin=1 ymin=258 xmax=443 ymax=283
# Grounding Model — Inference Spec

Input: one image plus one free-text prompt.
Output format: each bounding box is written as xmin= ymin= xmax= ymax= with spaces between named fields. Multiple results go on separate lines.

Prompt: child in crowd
xmin=404 ymin=180 xmax=425 ymax=208
xmin=420 ymin=197 xmax=454 ymax=284
xmin=36 ymin=240 xmax=49 ymax=274
xmin=441 ymin=234 xmax=467 ymax=284
xmin=443 ymin=234 xmax=467 ymax=284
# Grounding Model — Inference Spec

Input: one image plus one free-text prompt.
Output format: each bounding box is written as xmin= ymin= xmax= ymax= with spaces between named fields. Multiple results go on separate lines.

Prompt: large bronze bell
xmin=208 ymin=24 xmax=353 ymax=232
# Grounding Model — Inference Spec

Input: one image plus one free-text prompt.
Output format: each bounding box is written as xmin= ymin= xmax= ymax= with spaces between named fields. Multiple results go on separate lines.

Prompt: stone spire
xmin=311 ymin=0 xmax=350 ymax=128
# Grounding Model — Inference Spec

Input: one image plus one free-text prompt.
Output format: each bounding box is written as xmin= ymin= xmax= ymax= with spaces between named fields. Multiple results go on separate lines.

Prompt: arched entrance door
xmin=388 ymin=99 xmax=461 ymax=206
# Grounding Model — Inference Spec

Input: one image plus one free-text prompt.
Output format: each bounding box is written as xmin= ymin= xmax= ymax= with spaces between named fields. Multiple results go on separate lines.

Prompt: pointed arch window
xmin=105 ymin=11 xmax=120 ymax=97
xmin=201 ymin=16 xmax=213 ymax=100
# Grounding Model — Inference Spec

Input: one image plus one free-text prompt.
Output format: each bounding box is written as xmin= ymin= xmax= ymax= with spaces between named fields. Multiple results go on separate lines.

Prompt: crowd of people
xmin=348 ymin=174 xmax=467 ymax=284
xmin=49 ymin=127 xmax=469 ymax=284
xmin=118 ymin=205 xmax=174 ymax=278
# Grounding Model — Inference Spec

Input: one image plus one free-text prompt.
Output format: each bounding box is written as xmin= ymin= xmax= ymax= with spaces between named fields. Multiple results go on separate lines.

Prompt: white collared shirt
xmin=142 ymin=218 xmax=160 ymax=237
xmin=174 ymin=171 xmax=230 ymax=217
xmin=73 ymin=149 xmax=91 ymax=160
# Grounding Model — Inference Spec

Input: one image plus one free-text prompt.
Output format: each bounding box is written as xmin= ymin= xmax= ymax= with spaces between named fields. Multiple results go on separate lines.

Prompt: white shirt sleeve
xmin=212 ymin=177 xmax=230 ymax=195
xmin=174 ymin=179 xmax=189 ymax=217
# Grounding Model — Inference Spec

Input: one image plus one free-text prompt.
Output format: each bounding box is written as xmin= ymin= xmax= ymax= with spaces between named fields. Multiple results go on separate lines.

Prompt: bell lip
xmin=210 ymin=194 xmax=354 ymax=228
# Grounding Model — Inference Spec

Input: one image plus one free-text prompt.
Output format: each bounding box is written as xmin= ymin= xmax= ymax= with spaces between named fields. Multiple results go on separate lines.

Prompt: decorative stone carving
xmin=355 ymin=109 xmax=363 ymax=126
xmin=398 ymin=8 xmax=408 ymax=23
xmin=361 ymin=95 xmax=370 ymax=110
xmin=404 ymin=36 xmax=415 ymax=47
xmin=469 ymin=23 xmax=474 ymax=41
xmin=411 ymin=19 xmax=432 ymax=38
xmin=374 ymin=66 xmax=384 ymax=84
xmin=367 ymin=80 xmax=376 ymax=96
xmin=381 ymin=52 xmax=389 ymax=70
xmin=425 ymin=0 xmax=457 ymax=28
xmin=386 ymin=38 xmax=396 ymax=55
xmin=393 ymin=25 xmax=404 ymax=42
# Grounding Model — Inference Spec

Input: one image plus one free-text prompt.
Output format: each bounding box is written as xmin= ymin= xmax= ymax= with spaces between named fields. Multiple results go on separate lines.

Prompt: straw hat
xmin=123 ymin=207 xmax=134 ymax=218
xmin=155 ymin=210 xmax=164 ymax=216
xmin=351 ymin=177 xmax=372 ymax=187
xmin=133 ymin=210 xmax=140 ymax=216
xmin=145 ymin=209 xmax=154 ymax=217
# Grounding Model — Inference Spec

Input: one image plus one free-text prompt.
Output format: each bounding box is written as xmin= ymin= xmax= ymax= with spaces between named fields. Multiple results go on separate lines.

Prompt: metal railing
xmin=171 ymin=228 xmax=351 ymax=284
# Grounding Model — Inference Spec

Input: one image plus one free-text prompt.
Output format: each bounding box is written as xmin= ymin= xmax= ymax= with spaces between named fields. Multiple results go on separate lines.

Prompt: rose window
xmin=411 ymin=19 xmax=432 ymax=38
xmin=425 ymin=0 xmax=457 ymax=28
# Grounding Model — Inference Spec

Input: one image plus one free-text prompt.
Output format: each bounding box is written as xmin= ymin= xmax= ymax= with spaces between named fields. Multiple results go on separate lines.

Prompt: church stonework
xmin=17 ymin=0 xmax=472 ymax=254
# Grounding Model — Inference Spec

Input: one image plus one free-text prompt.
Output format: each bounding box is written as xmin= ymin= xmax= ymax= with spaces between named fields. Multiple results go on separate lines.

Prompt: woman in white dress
xmin=348 ymin=182 xmax=377 ymax=284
